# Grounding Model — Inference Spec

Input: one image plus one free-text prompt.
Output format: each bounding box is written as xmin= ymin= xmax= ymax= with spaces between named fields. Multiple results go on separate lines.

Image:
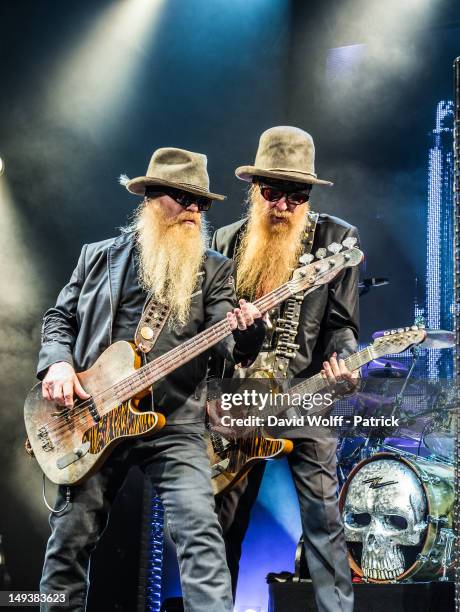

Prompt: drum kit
xmin=337 ymin=327 xmax=458 ymax=584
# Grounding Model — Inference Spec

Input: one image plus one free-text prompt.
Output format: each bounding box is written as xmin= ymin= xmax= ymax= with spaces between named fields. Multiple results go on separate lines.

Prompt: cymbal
xmin=419 ymin=330 xmax=455 ymax=349
xmin=364 ymin=358 xmax=409 ymax=379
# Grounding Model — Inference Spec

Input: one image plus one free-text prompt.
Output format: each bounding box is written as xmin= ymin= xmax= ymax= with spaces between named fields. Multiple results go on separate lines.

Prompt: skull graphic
xmin=342 ymin=459 xmax=427 ymax=580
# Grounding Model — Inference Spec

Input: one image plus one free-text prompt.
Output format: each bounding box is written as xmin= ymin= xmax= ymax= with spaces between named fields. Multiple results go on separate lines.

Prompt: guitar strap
xmin=134 ymin=270 xmax=205 ymax=353
xmin=264 ymin=211 xmax=319 ymax=379
xmin=134 ymin=295 xmax=172 ymax=354
xmin=207 ymin=214 xmax=318 ymax=454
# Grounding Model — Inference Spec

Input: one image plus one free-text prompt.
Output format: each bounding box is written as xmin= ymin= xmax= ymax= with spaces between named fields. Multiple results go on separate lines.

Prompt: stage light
xmin=0 ymin=177 xmax=49 ymax=519
xmin=325 ymin=0 xmax=436 ymax=96
xmin=424 ymin=100 xmax=454 ymax=379
xmin=48 ymin=0 xmax=166 ymax=132
xmin=0 ymin=158 xmax=4 ymax=176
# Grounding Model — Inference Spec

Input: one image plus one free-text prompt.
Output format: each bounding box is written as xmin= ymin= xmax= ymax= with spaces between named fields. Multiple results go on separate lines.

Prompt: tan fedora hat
xmin=235 ymin=126 xmax=333 ymax=187
xmin=122 ymin=147 xmax=226 ymax=201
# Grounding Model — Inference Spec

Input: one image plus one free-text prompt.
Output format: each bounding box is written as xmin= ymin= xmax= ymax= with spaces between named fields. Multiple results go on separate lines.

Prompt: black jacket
xmin=211 ymin=214 xmax=360 ymax=379
xmin=37 ymin=232 xmax=263 ymax=425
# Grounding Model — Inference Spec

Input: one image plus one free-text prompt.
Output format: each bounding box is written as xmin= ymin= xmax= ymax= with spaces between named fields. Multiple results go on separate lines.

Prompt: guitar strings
xmin=43 ymin=317 xmax=232 ymax=437
xmin=46 ymin=275 xmax=362 ymax=444
xmin=43 ymin=285 xmax=289 ymax=441
xmin=45 ymin=289 xmax=279 ymax=439
xmin=41 ymin=254 xmax=352 ymax=443
xmin=43 ymin=260 xmax=349 ymax=442
xmin=43 ymin=252 xmax=320 ymax=434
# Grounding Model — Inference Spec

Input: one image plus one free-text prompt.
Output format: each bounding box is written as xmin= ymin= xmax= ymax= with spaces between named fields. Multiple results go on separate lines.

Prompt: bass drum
xmin=339 ymin=452 xmax=455 ymax=582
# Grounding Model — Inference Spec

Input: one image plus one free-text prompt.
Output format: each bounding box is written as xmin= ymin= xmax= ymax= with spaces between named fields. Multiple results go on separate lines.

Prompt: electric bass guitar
xmin=207 ymin=325 xmax=427 ymax=497
xmin=24 ymin=239 xmax=362 ymax=485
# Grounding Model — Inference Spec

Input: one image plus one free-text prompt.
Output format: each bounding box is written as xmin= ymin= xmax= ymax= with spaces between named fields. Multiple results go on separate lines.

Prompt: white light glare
xmin=49 ymin=0 xmax=166 ymax=130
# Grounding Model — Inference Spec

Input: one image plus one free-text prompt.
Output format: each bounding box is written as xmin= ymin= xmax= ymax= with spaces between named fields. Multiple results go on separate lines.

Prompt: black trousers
xmin=40 ymin=431 xmax=233 ymax=612
xmin=217 ymin=436 xmax=354 ymax=612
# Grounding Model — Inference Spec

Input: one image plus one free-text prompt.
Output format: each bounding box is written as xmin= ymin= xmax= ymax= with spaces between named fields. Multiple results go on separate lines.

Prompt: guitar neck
xmin=291 ymin=346 xmax=375 ymax=396
xmin=113 ymin=283 xmax=294 ymax=404
xmin=258 ymin=345 xmax=376 ymax=420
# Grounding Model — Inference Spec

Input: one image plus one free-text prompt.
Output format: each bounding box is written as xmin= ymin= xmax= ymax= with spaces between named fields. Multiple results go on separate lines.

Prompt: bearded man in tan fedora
xmin=212 ymin=127 xmax=360 ymax=612
xmin=37 ymin=147 xmax=266 ymax=612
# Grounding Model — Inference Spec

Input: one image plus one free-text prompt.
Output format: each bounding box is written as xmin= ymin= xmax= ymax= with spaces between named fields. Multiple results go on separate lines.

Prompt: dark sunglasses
xmin=145 ymin=187 xmax=213 ymax=211
xmin=259 ymin=184 xmax=311 ymax=205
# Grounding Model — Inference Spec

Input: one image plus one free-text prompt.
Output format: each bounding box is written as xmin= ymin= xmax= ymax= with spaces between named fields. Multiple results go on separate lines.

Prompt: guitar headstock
xmin=290 ymin=237 xmax=363 ymax=294
xmin=370 ymin=326 xmax=427 ymax=358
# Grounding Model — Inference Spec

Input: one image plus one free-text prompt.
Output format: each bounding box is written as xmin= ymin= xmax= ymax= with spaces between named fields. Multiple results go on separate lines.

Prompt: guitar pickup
xmin=88 ymin=400 xmax=101 ymax=424
xmin=56 ymin=442 xmax=90 ymax=469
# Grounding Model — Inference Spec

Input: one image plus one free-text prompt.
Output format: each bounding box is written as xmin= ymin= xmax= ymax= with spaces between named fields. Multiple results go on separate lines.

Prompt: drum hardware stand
xmin=389 ymin=346 xmax=420 ymax=427
xmin=336 ymin=387 xmax=396 ymax=481
xmin=415 ymin=522 xmax=456 ymax=583
xmin=355 ymin=379 xmax=396 ymax=456
xmin=440 ymin=528 xmax=456 ymax=581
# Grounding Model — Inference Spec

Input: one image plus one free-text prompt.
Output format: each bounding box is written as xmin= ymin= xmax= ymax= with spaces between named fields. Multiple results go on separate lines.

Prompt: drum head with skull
xmin=341 ymin=457 xmax=428 ymax=581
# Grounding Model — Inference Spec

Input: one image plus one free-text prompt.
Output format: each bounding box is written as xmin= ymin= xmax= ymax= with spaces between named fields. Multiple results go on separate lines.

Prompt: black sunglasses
xmin=258 ymin=183 xmax=311 ymax=206
xmin=145 ymin=187 xmax=213 ymax=211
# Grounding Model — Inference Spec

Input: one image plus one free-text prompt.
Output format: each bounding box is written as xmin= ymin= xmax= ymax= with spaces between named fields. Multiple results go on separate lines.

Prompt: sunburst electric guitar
xmin=208 ymin=326 xmax=427 ymax=497
xmin=24 ymin=239 xmax=363 ymax=485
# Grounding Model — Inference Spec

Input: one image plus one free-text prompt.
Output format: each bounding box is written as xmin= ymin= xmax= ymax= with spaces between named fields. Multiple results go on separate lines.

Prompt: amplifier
xmin=267 ymin=580 xmax=454 ymax=612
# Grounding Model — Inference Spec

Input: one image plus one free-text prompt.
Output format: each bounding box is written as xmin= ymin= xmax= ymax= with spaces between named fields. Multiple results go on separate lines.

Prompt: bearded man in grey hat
xmin=37 ymin=147 xmax=267 ymax=612
xmin=212 ymin=126 xmax=360 ymax=612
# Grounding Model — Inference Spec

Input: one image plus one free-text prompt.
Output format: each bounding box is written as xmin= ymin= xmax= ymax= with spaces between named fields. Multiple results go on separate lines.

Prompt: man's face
xmin=147 ymin=194 xmax=201 ymax=228
xmin=255 ymin=179 xmax=312 ymax=227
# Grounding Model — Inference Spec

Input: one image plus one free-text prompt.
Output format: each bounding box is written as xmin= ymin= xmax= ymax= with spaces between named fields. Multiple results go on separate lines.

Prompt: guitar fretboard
xmin=106 ymin=281 xmax=296 ymax=410
xmin=247 ymin=345 xmax=376 ymax=419
xmin=90 ymin=247 xmax=360 ymax=417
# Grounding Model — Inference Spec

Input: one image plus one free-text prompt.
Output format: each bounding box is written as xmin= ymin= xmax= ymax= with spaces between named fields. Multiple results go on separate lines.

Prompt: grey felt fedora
xmin=235 ymin=126 xmax=333 ymax=186
xmin=122 ymin=147 xmax=226 ymax=201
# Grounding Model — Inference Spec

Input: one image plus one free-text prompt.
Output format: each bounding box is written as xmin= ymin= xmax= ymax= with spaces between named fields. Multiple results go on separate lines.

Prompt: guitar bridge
xmin=38 ymin=427 xmax=54 ymax=452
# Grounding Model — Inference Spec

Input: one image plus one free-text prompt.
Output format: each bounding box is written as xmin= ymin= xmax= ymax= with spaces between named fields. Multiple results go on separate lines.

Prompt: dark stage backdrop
xmin=0 ymin=0 xmax=458 ymax=610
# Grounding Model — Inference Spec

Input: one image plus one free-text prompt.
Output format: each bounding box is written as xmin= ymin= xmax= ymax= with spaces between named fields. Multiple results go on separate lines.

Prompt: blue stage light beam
xmin=235 ymin=460 xmax=302 ymax=612
xmin=257 ymin=459 xmax=302 ymax=541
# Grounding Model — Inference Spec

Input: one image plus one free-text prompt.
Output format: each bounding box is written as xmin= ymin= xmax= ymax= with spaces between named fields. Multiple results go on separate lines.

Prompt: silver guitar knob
xmin=299 ymin=253 xmax=314 ymax=265
xmin=327 ymin=242 xmax=342 ymax=254
xmin=342 ymin=237 xmax=357 ymax=249
xmin=315 ymin=248 xmax=327 ymax=260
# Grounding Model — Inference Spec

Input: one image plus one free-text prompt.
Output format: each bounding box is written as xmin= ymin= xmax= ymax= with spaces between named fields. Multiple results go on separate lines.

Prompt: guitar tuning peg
xmin=327 ymin=242 xmax=343 ymax=254
xmin=299 ymin=253 xmax=314 ymax=265
xmin=315 ymin=248 xmax=327 ymax=260
xmin=342 ymin=237 xmax=357 ymax=249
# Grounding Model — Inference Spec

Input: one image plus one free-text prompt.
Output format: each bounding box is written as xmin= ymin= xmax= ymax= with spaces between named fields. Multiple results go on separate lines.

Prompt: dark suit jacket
xmin=37 ymin=231 xmax=262 ymax=425
xmin=211 ymin=214 xmax=360 ymax=380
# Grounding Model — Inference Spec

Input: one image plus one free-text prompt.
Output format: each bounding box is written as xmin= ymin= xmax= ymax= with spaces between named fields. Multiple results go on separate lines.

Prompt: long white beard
xmin=135 ymin=200 xmax=209 ymax=327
